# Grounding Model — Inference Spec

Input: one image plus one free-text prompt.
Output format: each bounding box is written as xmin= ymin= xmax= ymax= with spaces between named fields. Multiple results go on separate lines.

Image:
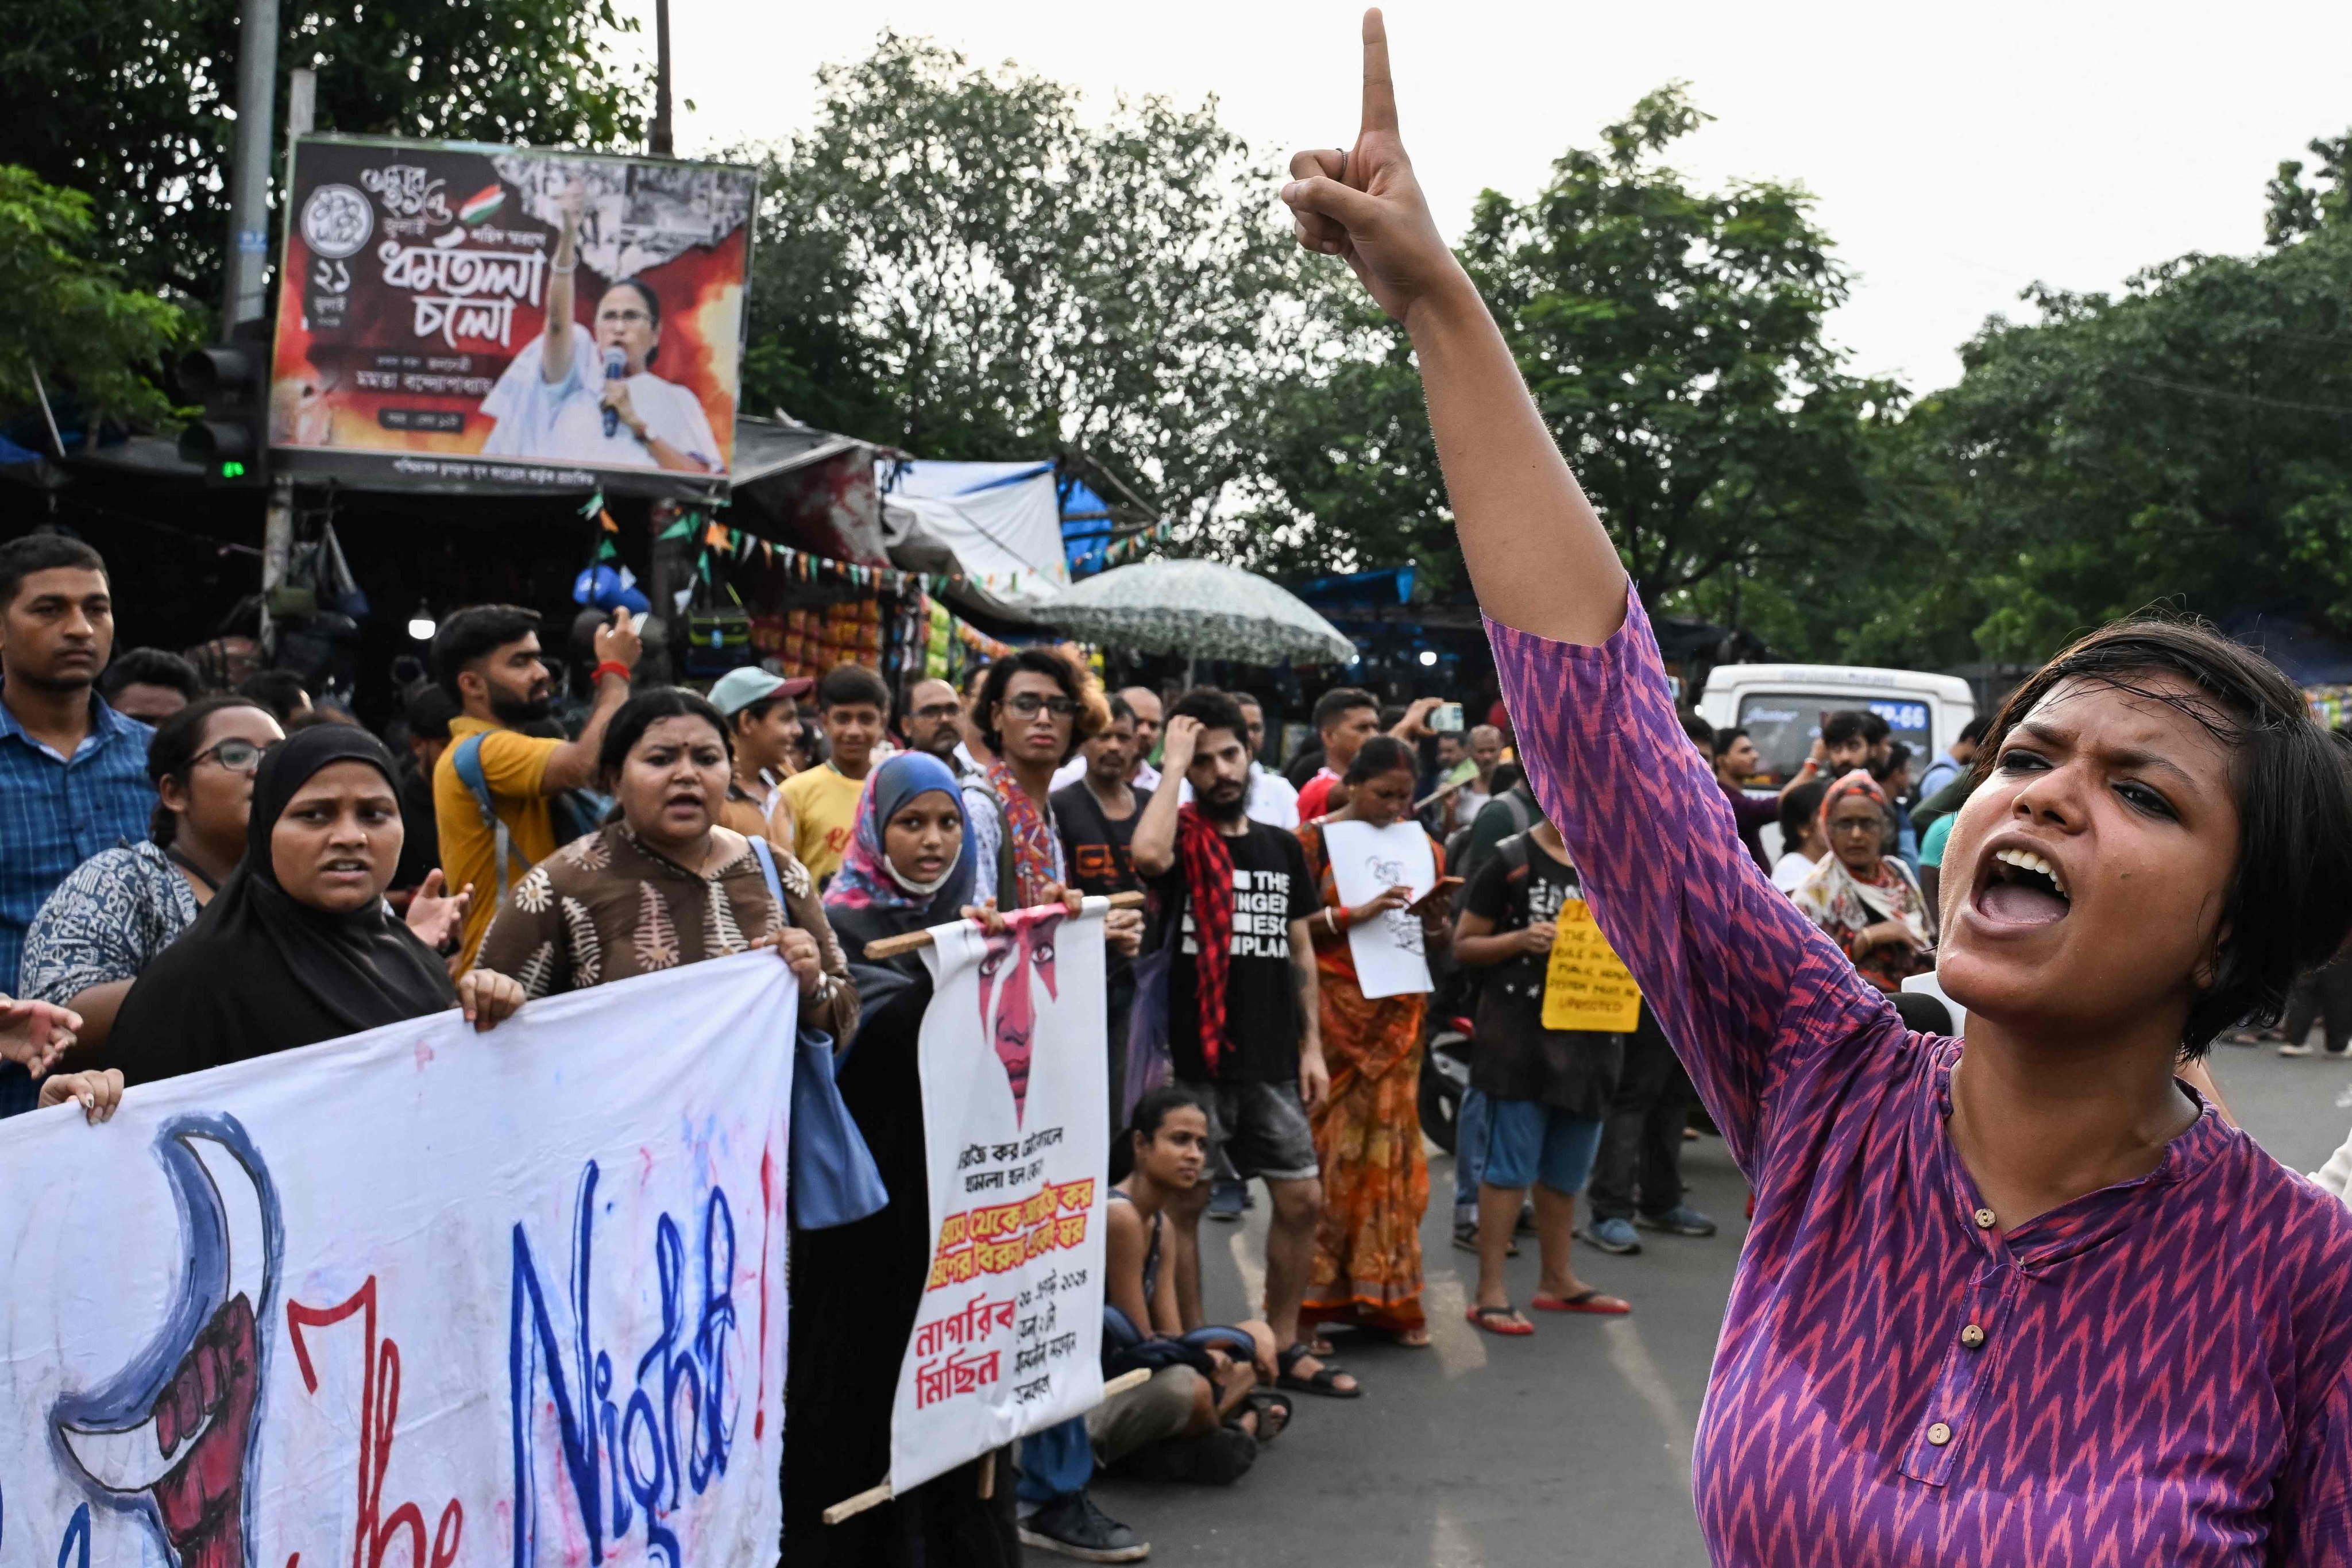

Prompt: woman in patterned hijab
xmin=472 ymin=688 xmax=858 ymax=1042
xmin=1789 ymin=768 xmax=1932 ymax=992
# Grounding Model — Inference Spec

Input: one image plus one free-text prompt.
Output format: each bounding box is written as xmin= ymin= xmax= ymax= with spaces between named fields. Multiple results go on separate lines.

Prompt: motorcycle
xmin=1418 ymin=1014 xmax=1475 ymax=1156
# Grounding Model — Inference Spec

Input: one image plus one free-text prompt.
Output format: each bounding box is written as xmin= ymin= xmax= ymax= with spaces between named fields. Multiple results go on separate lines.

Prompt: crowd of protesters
xmin=9 ymin=449 xmax=2352 ymax=1565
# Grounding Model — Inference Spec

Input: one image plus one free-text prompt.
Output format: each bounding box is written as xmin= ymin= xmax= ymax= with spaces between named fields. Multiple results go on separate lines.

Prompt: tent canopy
xmin=878 ymin=459 xmax=1072 ymax=607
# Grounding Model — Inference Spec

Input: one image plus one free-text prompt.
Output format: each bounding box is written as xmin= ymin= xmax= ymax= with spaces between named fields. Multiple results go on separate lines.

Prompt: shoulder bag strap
xmin=451 ymin=733 xmax=527 ymax=904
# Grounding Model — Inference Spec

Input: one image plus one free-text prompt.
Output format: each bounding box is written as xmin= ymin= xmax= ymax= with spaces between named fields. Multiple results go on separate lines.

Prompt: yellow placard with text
xmin=1541 ymin=898 xmax=1643 ymax=1032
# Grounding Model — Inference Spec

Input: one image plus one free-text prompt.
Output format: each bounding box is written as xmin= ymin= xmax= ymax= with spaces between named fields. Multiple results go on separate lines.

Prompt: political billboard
xmin=268 ymin=135 xmax=755 ymax=498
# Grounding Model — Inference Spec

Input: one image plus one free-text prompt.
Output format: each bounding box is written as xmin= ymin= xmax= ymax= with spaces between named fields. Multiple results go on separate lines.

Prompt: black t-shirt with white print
xmin=1151 ymin=821 xmax=1320 ymax=1084
xmin=1461 ymin=831 xmax=1625 ymax=1116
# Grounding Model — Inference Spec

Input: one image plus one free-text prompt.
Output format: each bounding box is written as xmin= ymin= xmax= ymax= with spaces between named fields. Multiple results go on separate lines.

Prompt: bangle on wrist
xmin=593 ymin=660 xmax=632 ymax=685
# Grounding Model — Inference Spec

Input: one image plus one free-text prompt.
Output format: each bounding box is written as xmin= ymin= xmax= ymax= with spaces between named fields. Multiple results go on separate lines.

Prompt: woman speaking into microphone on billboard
xmin=481 ymin=182 xmax=723 ymax=473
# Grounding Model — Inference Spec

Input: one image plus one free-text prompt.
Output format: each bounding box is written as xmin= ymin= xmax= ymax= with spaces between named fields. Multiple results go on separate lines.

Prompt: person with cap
xmin=710 ymin=666 xmax=813 ymax=859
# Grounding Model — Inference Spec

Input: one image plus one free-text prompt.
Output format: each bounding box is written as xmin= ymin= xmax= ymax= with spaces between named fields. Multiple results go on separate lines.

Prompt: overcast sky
xmin=663 ymin=0 xmax=2352 ymax=394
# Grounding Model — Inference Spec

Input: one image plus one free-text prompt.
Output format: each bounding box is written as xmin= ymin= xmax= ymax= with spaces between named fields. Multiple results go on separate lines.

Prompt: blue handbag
xmin=749 ymin=838 xmax=889 ymax=1230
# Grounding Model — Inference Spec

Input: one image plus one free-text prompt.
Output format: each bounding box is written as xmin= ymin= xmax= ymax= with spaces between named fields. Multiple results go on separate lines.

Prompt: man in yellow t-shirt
xmin=431 ymin=604 xmax=639 ymax=969
xmin=781 ymin=663 xmax=889 ymax=885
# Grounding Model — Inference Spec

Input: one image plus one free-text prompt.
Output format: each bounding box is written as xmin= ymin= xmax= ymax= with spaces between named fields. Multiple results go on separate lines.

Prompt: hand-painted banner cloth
xmin=0 ymin=953 xmax=795 ymax=1568
xmin=889 ymin=901 xmax=1111 ymax=1494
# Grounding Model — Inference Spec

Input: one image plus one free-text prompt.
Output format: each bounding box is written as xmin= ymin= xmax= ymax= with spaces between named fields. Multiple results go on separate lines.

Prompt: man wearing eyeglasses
xmin=897 ymin=676 xmax=974 ymax=780
xmin=0 ymin=536 xmax=156 ymax=1115
xmin=963 ymin=650 xmax=1103 ymax=907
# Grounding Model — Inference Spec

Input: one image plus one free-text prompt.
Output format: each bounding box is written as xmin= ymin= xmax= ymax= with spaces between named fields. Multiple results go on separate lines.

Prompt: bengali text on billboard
xmin=268 ymin=136 xmax=756 ymax=497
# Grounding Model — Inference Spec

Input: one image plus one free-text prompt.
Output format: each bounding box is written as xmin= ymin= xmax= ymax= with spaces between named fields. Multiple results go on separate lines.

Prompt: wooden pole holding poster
xmin=860 ymin=891 xmax=1144 ymax=960
xmin=821 ymin=1369 xmax=1154 ymax=1525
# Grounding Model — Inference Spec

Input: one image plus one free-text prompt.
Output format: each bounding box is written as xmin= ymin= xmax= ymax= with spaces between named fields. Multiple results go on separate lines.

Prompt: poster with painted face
xmin=887 ymin=902 xmax=1111 ymax=1494
xmin=0 ymin=955 xmax=794 ymax=1568
xmin=268 ymin=135 xmax=755 ymax=498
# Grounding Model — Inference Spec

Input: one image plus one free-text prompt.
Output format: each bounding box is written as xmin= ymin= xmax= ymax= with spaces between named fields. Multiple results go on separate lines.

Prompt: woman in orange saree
xmin=1296 ymin=736 xmax=1451 ymax=1345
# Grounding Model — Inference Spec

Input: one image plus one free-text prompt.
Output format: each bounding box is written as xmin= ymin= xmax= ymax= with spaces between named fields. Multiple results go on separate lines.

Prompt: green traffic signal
xmin=220 ymin=461 xmax=247 ymax=478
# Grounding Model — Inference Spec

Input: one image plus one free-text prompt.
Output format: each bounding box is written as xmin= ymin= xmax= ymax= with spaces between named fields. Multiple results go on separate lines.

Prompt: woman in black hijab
xmin=785 ymin=755 xmax=1021 ymax=1565
xmin=112 ymin=724 xmax=522 ymax=1083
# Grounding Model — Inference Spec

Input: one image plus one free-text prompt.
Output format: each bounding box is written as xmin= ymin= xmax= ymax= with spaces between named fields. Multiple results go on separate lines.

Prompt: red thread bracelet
xmin=594 ymin=661 xmax=632 ymax=684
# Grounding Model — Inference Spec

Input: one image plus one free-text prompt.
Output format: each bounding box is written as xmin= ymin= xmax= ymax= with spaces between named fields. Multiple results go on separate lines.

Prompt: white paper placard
xmin=1321 ymin=818 xmax=1438 ymax=999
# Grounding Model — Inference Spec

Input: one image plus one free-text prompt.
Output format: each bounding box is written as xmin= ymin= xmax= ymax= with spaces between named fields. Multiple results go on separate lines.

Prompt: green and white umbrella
xmin=1034 ymin=559 xmax=1359 ymax=667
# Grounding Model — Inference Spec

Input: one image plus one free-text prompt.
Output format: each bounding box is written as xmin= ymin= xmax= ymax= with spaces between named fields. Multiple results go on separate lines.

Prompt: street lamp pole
xmin=223 ymin=0 xmax=281 ymax=325
xmin=651 ymin=0 xmax=675 ymax=157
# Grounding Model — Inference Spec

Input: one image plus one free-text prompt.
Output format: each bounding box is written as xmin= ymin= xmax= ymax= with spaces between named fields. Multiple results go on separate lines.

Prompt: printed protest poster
xmin=269 ymin=134 xmax=756 ymax=497
xmin=889 ymin=902 xmax=1112 ymax=1493
xmin=1543 ymin=896 xmax=1644 ymax=1031
xmin=0 ymin=954 xmax=794 ymax=1568
xmin=1320 ymin=818 xmax=1438 ymax=999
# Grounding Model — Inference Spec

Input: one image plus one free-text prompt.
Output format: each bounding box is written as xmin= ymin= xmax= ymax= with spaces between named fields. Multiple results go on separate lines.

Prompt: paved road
xmin=1087 ymin=1040 xmax=2352 ymax=1566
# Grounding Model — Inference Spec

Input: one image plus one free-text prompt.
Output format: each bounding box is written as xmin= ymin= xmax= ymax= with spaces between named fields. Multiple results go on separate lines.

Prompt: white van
xmin=1698 ymin=663 xmax=1976 ymax=790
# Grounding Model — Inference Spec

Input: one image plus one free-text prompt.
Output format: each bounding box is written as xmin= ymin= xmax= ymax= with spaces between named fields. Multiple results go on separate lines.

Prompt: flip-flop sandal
xmin=1532 ymin=1288 xmax=1631 ymax=1315
xmin=1240 ymin=1388 xmax=1294 ymax=1444
xmin=1465 ymin=1303 xmax=1535 ymax=1337
xmin=1276 ymin=1343 xmax=1363 ymax=1399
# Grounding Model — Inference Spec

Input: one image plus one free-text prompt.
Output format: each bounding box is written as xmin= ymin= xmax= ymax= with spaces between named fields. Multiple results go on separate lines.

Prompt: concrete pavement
xmin=1086 ymin=1039 xmax=2352 ymax=1566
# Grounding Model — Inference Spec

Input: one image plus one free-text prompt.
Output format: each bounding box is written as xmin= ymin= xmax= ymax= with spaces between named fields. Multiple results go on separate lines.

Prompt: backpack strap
xmin=748 ymin=835 xmax=787 ymax=912
xmin=1500 ymin=786 xmax=1535 ymax=839
xmin=451 ymin=733 xmax=531 ymax=904
xmin=1496 ymin=830 xmax=1532 ymax=876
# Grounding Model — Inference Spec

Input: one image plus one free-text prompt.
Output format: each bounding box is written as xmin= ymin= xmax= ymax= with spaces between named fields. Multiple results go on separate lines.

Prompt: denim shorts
xmin=1482 ymin=1098 xmax=1605 ymax=1194
xmin=1178 ymin=1077 xmax=1320 ymax=1184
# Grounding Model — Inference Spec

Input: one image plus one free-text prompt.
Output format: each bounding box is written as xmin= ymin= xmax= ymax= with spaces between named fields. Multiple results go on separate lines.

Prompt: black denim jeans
xmin=1586 ymin=1010 xmax=1692 ymax=1222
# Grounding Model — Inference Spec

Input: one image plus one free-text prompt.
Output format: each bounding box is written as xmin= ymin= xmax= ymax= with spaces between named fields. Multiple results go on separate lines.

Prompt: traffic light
xmin=179 ymin=319 xmax=271 ymax=485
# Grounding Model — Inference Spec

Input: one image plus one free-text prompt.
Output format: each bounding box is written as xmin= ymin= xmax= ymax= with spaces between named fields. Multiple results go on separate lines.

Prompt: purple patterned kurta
xmin=1489 ymin=586 xmax=2352 ymax=1565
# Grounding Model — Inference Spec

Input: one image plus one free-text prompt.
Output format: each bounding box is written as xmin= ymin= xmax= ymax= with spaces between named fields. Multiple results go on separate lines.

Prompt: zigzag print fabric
xmin=1487 ymin=585 xmax=2352 ymax=1565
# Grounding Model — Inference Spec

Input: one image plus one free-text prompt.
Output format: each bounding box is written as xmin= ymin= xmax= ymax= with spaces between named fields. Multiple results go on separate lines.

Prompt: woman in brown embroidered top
xmin=474 ymin=688 xmax=858 ymax=1041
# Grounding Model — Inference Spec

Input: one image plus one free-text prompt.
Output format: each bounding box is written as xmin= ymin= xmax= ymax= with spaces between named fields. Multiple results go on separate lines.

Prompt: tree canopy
xmin=741 ymin=34 xmax=1308 ymax=531
xmin=1227 ymin=87 xmax=1894 ymax=612
xmin=0 ymin=165 xmax=186 ymax=431
xmin=1 ymin=0 xmax=651 ymax=308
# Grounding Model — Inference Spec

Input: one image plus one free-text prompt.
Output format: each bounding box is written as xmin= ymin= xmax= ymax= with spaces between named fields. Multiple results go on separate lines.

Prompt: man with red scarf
xmin=1133 ymin=689 xmax=1353 ymax=1396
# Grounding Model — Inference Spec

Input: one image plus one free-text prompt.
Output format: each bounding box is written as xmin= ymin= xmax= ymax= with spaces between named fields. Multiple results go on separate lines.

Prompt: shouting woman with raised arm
xmin=1283 ymin=13 xmax=2352 ymax=1563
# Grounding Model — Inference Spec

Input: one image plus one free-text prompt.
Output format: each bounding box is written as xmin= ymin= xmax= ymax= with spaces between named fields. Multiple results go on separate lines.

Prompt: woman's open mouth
xmin=1974 ymin=844 xmax=2071 ymax=927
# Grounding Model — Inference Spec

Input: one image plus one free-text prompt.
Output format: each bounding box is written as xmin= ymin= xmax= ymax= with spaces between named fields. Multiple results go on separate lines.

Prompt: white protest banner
xmin=1321 ymin=818 xmax=1438 ymax=999
xmin=0 ymin=953 xmax=794 ymax=1568
xmin=887 ymin=901 xmax=1111 ymax=1494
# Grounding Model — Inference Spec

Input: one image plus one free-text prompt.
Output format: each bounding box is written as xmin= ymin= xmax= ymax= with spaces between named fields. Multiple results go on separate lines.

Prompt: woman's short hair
xmin=976 ymin=648 xmax=1103 ymax=762
xmin=605 ymin=278 xmax=663 ymax=365
xmin=1345 ymin=733 xmax=1418 ymax=785
xmin=597 ymin=688 xmax=731 ymax=788
xmin=146 ymin=695 xmax=272 ymax=845
xmin=1976 ymin=615 xmax=2352 ymax=1056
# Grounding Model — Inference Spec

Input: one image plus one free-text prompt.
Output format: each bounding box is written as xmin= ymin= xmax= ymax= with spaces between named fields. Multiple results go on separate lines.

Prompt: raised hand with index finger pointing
xmin=1279 ymin=9 xmax=1462 ymax=326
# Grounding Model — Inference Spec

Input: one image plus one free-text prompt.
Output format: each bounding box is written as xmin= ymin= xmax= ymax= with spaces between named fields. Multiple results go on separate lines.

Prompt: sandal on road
xmin=1532 ymin=1288 xmax=1631 ymax=1315
xmin=1466 ymin=1303 xmax=1535 ymax=1337
xmin=1277 ymin=1342 xmax=1362 ymax=1398
xmin=1240 ymin=1388 xmax=1293 ymax=1444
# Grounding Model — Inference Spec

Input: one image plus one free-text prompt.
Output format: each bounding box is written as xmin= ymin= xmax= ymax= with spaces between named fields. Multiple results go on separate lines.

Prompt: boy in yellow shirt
xmin=781 ymin=663 xmax=889 ymax=885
